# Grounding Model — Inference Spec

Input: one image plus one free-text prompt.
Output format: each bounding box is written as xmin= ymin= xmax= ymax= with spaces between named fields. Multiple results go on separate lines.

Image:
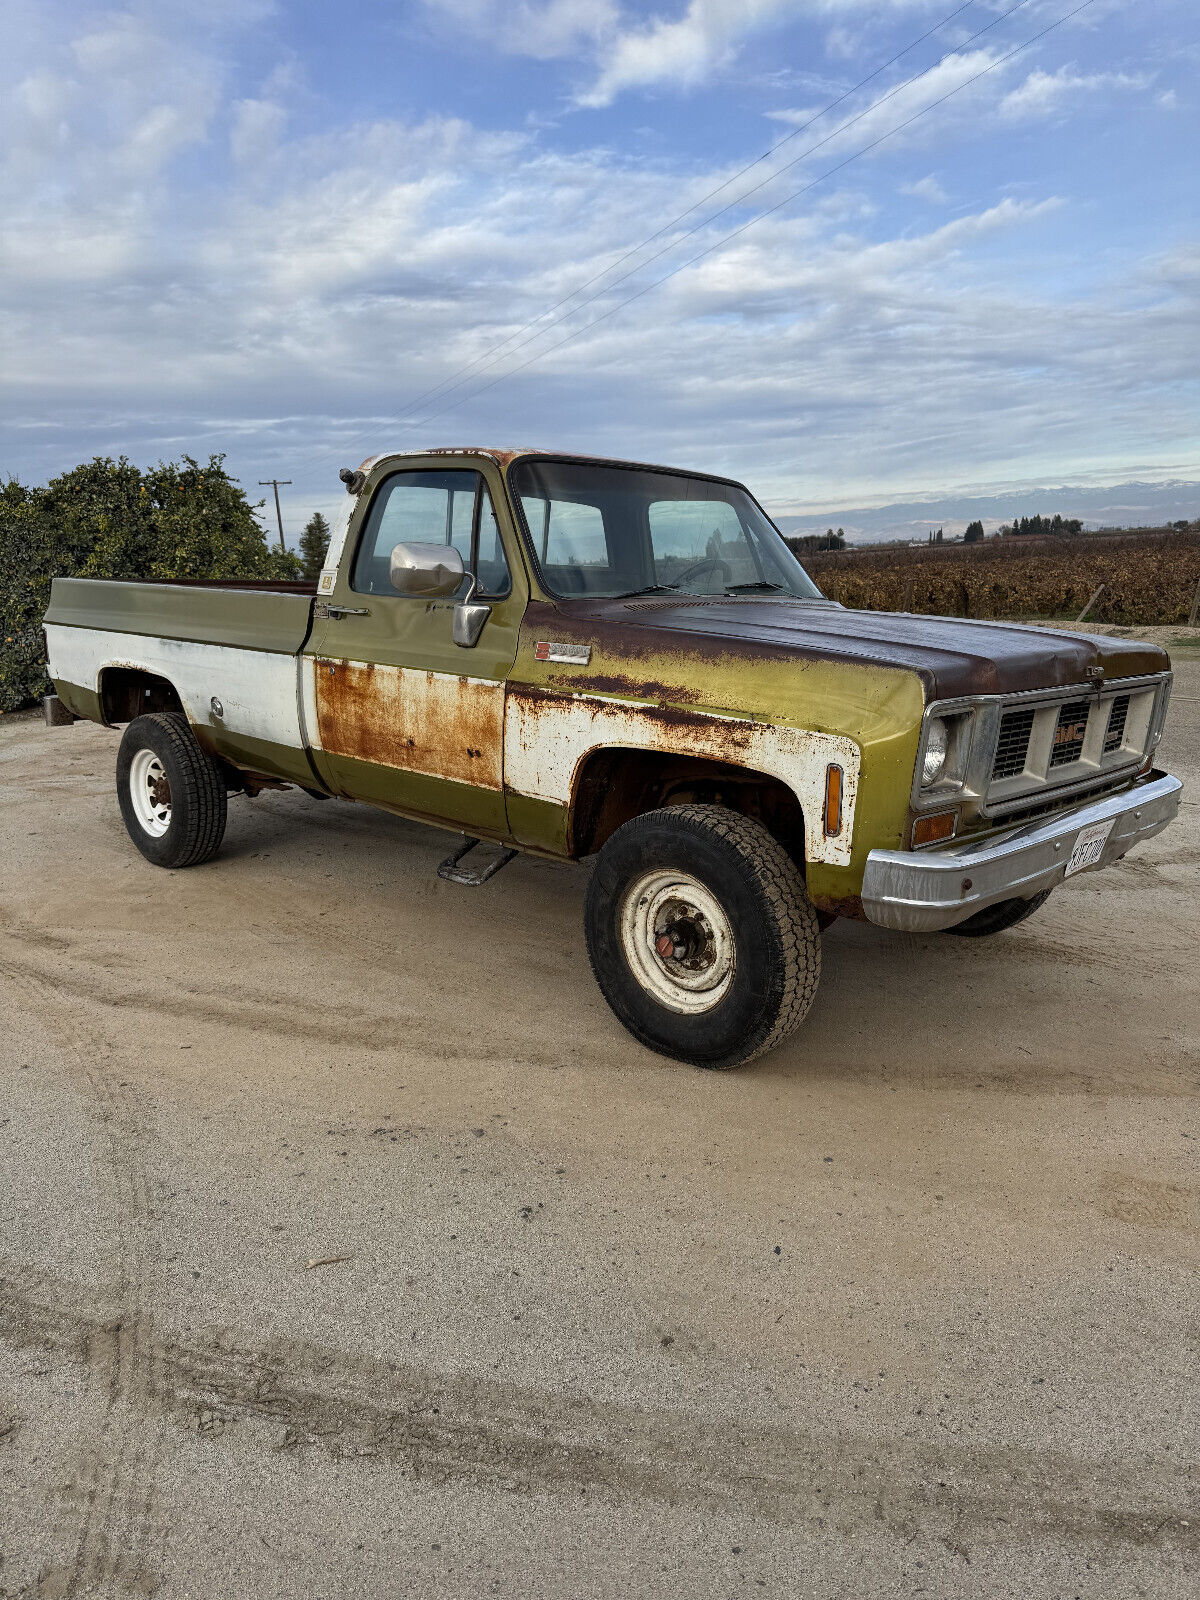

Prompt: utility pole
xmin=259 ymin=479 xmax=292 ymax=553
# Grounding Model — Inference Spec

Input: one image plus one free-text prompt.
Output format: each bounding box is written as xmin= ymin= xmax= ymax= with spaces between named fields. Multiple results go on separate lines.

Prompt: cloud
xmin=230 ymin=97 xmax=289 ymax=167
xmin=577 ymin=0 xmax=804 ymax=107
xmin=421 ymin=0 xmax=938 ymax=106
xmin=901 ymin=174 xmax=948 ymax=203
xmin=998 ymin=65 xmax=1151 ymax=121
xmin=418 ymin=0 xmax=620 ymax=62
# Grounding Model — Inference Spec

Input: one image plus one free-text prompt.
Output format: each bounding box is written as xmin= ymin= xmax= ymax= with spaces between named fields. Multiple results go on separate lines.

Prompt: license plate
xmin=1064 ymin=817 xmax=1115 ymax=877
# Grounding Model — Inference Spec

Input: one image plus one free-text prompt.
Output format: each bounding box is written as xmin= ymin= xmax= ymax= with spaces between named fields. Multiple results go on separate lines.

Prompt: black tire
xmin=584 ymin=804 xmax=821 ymax=1069
xmin=116 ymin=713 xmax=228 ymax=868
xmin=945 ymin=888 xmax=1052 ymax=938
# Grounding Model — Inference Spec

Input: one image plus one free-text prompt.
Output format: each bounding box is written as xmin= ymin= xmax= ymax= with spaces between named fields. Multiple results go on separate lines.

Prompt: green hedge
xmin=1 ymin=456 xmax=299 ymax=712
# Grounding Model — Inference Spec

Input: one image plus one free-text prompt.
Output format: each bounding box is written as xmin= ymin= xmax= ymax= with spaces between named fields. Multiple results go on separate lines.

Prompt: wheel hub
xmin=620 ymin=870 xmax=735 ymax=1014
xmin=653 ymin=903 xmax=717 ymax=973
xmin=129 ymin=748 xmax=173 ymax=837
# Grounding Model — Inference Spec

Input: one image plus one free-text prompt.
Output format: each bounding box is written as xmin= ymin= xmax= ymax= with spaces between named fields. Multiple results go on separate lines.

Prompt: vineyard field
xmin=796 ymin=529 xmax=1200 ymax=626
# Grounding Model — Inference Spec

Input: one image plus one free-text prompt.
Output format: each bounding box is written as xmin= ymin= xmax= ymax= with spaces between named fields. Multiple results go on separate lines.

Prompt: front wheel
xmin=584 ymin=804 xmax=821 ymax=1069
xmin=116 ymin=713 xmax=228 ymax=868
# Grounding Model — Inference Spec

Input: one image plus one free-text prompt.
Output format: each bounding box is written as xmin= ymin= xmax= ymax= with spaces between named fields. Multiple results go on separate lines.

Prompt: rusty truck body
xmin=43 ymin=449 xmax=1182 ymax=1067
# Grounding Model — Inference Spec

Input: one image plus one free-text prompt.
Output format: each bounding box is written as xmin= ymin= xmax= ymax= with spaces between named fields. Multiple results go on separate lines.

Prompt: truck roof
xmin=354 ymin=446 xmax=745 ymax=486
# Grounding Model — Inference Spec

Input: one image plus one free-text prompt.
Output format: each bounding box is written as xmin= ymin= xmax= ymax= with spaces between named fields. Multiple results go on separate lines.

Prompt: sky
xmin=1 ymin=0 xmax=1197 ymax=543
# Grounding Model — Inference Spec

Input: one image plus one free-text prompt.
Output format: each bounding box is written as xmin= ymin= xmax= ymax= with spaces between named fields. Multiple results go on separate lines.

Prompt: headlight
xmin=921 ymin=717 xmax=949 ymax=786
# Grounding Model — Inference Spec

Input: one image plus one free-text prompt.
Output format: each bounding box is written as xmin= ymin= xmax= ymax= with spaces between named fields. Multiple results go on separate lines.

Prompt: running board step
xmin=437 ymin=837 xmax=519 ymax=887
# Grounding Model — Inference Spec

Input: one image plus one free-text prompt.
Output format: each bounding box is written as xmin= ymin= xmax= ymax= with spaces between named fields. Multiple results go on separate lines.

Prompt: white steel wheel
xmin=619 ymin=868 xmax=735 ymax=1014
xmin=117 ymin=714 xmax=227 ymax=868
xmin=128 ymin=747 xmax=173 ymax=837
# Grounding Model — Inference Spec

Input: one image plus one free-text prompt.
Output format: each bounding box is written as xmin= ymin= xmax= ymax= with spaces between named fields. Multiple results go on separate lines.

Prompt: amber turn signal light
xmin=912 ymin=811 xmax=957 ymax=847
xmin=823 ymin=764 xmax=843 ymax=837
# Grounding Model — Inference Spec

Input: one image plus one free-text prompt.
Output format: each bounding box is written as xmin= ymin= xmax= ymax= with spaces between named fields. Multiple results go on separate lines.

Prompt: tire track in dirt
xmin=1 ymin=1264 xmax=1196 ymax=1564
xmin=0 ymin=947 xmax=166 ymax=1597
xmin=0 ymin=932 xmax=569 ymax=1067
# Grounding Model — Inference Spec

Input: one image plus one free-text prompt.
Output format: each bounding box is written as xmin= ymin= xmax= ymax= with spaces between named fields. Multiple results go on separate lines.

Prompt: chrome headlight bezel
xmin=911 ymin=701 xmax=979 ymax=810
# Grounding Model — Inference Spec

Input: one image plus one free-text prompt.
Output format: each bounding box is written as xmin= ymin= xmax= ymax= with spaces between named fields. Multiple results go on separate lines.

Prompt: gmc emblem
xmin=1055 ymin=721 xmax=1087 ymax=746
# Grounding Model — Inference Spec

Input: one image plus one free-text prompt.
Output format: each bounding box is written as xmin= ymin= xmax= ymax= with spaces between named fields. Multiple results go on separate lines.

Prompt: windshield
xmin=509 ymin=459 xmax=824 ymax=601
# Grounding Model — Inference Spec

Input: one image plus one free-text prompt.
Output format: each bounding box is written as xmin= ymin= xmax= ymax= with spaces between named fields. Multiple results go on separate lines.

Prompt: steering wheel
xmin=671 ymin=557 xmax=733 ymax=590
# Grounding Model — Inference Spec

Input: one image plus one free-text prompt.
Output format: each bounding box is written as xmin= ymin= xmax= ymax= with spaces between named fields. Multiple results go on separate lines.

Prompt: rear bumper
xmin=861 ymin=769 xmax=1183 ymax=933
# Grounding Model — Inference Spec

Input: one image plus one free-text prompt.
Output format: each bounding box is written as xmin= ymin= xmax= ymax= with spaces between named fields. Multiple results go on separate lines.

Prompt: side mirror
xmin=389 ymin=541 xmax=464 ymax=598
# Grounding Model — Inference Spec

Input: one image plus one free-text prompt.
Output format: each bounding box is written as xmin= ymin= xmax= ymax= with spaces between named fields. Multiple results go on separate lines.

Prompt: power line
xmin=393 ymin=0 xmax=984 ymax=421
xmin=410 ymin=0 xmax=1099 ymax=431
xmin=394 ymin=0 xmax=1035 ymax=426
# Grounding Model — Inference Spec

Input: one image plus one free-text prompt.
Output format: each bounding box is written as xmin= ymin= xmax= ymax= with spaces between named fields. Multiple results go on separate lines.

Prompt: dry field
xmin=800 ymin=529 xmax=1200 ymax=626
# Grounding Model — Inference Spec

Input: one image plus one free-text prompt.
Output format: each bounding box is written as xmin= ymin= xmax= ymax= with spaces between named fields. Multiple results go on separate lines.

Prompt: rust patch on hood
xmin=544 ymin=669 xmax=705 ymax=706
xmin=314 ymin=658 xmax=503 ymax=789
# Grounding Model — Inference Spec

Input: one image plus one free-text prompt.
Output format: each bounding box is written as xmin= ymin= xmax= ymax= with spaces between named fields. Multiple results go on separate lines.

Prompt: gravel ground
xmin=1 ymin=648 xmax=1197 ymax=1599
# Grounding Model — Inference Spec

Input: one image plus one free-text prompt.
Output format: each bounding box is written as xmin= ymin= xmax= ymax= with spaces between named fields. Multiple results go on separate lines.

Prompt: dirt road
xmin=2 ymin=654 xmax=1197 ymax=1599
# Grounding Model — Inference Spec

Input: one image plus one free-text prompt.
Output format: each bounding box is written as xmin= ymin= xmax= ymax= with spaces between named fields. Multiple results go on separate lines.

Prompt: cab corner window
xmin=351 ymin=470 xmax=512 ymax=599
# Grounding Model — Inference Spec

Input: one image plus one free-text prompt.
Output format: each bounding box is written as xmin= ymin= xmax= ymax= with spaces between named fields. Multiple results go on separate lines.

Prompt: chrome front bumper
xmin=861 ymin=770 xmax=1183 ymax=933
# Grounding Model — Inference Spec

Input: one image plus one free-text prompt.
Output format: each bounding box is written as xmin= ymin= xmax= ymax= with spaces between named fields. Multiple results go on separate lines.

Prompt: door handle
xmin=316 ymin=604 xmax=370 ymax=619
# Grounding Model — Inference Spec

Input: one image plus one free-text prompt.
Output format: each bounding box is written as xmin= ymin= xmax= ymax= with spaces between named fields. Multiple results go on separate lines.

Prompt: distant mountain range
xmin=772 ymin=479 xmax=1200 ymax=546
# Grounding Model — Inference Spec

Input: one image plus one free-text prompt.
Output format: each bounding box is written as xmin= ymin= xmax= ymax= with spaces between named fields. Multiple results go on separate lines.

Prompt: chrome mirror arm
xmin=453 ymin=571 xmax=491 ymax=648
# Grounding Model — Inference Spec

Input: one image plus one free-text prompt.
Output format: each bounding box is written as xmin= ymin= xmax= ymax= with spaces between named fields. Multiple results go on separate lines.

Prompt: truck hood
xmin=575 ymin=597 xmax=1170 ymax=701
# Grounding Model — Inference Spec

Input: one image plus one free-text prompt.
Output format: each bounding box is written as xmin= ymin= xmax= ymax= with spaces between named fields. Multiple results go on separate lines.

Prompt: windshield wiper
xmin=611 ymin=583 xmax=681 ymax=599
xmin=723 ymin=580 xmax=787 ymax=594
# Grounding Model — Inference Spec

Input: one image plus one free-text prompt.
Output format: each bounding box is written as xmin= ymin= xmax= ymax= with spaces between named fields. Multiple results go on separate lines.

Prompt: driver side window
xmin=352 ymin=470 xmax=512 ymax=598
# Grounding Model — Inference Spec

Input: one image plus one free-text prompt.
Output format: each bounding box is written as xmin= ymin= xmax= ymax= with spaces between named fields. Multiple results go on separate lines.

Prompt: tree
xmin=964 ymin=520 xmax=985 ymax=543
xmin=0 ymin=454 xmax=299 ymax=711
xmin=299 ymin=512 xmax=332 ymax=581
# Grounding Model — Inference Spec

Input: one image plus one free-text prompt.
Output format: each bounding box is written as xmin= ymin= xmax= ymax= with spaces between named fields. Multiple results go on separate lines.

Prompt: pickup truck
xmin=43 ymin=448 xmax=1182 ymax=1068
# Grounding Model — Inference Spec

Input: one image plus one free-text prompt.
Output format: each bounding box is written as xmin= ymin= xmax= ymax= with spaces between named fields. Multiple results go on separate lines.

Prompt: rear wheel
xmin=584 ymin=804 xmax=821 ymax=1069
xmin=116 ymin=713 xmax=227 ymax=868
xmin=945 ymin=889 xmax=1052 ymax=937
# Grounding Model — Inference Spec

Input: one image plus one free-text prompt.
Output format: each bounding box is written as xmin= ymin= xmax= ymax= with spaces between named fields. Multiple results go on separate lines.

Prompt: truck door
xmin=303 ymin=465 xmax=523 ymax=836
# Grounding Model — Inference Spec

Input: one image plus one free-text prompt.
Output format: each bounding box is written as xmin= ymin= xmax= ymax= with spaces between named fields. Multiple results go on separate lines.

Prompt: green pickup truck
xmin=43 ymin=448 xmax=1181 ymax=1067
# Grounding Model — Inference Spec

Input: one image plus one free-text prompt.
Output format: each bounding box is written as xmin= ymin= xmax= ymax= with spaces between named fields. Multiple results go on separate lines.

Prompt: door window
xmin=352 ymin=470 xmax=511 ymax=597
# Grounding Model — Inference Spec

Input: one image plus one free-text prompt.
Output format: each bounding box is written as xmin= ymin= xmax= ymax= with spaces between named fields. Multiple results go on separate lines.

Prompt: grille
xmin=1104 ymin=694 xmax=1130 ymax=753
xmin=991 ymin=773 xmax=1133 ymax=827
xmin=1049 ymin=697 xmax=1092 ymax=768
xmin=992 ymin=707 xmax=1036 ymax=780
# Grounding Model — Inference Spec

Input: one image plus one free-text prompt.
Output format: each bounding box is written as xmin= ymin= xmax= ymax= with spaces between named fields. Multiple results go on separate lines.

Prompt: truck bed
xmin=45 ymin=576 xmax=318 ymax=656
xmin=43 ymin=577 xmax=323 ymax=787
